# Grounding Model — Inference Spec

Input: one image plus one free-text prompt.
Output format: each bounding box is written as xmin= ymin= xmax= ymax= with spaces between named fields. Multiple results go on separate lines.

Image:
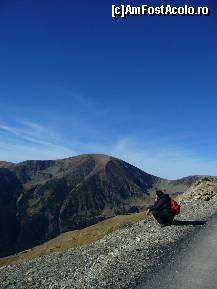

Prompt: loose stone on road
xmin=137 ymin=216 xmax=217 ymax=289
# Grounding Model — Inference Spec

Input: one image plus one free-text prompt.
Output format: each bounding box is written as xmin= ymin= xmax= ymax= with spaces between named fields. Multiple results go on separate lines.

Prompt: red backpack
xmin=170 ymin=199 xmax=181 ymax=215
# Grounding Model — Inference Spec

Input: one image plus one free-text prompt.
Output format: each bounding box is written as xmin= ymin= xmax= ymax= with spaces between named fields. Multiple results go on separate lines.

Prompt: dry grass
xmin=0 ymin=211 xmax=147 ymax=267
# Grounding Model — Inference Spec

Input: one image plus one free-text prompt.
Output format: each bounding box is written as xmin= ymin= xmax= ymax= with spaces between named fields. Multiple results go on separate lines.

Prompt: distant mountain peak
xmin=0 ymin=154 xmax=210 ymax=258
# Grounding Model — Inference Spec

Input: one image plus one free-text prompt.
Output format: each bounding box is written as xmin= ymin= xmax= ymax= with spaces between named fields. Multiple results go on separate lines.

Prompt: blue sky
xmin=0 ymin=0 xmax=217 ymax=179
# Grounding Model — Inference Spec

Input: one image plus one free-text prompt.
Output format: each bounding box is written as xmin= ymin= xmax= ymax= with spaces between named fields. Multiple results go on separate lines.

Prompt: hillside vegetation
xmin=0 ymin=154 xmax=196 ymax=257
xmin=0 ymin=211 xmax=147 ymax=267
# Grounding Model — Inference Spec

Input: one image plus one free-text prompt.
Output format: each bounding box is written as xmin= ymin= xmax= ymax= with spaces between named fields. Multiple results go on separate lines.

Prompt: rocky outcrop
xmin=179 ymin=176 xmax=217 ymax=202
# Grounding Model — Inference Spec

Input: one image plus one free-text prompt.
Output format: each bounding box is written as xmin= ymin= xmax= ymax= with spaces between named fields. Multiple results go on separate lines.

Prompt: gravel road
xmin=0 ymin=197 xmax=217 ymax=289
xmin=136 ymin=214 xmax=217 ymax=289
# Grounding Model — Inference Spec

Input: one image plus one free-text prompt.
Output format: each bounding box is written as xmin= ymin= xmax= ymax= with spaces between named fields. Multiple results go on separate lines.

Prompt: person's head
xmin=156 ymin=190 xmax=164 ymax=199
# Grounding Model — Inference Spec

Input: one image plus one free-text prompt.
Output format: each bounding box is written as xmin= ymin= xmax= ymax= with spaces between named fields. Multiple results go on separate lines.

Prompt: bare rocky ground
xmin=0 ymin=188 xmax=217 ymax=289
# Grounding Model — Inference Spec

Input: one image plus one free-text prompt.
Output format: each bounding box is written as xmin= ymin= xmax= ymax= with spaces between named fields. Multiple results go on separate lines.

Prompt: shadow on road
xmin=172 ymin=220 xmax=207 ymax=226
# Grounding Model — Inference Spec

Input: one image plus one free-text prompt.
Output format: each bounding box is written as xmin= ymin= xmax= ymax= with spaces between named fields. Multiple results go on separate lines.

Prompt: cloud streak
xmin=0 ymin=121 xmax=76 ymax=162
xmin=109 ymin=137 xmax=217 ymax=179
xmin=0 ymin=121 xmax=217 ymax=179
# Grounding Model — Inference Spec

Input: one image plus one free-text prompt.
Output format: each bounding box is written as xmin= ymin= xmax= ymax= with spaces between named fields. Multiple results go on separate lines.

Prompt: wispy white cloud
xmin=109 ymin=137 xmax=217 ymax=179
xmin=20 ymin=120 xmax=44 ymax=131
xmin=0 ymin=141 xmax=75 ymax=162
xmin=0 ymin=121 xmax=76 ymax=162
xmin=0 ymin=120 xmax=60 ymax=146
xmin=0 ymin=121 xmax=217 ymax=179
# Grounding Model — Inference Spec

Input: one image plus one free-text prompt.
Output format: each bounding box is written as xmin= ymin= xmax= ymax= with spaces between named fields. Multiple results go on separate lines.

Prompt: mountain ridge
xmin=0 ymin=154 xmax=206 ymax=257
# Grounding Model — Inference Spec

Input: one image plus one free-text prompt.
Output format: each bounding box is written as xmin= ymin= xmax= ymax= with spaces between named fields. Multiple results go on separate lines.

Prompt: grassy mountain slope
xmin=0 ymin=154 xmax=202 ymax=257
xmin=0 ymin=211 xmax=147 ymax=267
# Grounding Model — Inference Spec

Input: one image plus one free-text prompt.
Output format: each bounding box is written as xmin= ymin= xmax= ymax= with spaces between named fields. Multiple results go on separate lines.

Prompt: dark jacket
xmin=149 ymin=194 xmax=174 ymax=225
xmin=149 ymin=194 xmax=171 ymax=212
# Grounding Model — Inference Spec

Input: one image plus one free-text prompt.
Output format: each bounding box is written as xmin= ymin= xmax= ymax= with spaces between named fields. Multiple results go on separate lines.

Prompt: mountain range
xmin=0 ymin=154 xmax=201 ymax=257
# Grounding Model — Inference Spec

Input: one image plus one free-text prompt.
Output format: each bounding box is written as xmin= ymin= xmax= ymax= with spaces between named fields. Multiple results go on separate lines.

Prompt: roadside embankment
xmin=1 ymin=193 xmax=217 ymax=289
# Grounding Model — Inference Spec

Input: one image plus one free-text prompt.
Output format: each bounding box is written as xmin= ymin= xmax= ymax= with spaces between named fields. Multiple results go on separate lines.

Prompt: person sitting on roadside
xmin=146 ymin=190 xmax=175 ymax=226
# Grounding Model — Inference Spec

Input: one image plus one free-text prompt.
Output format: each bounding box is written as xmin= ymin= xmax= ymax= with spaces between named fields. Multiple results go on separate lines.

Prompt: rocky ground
xmin=1 ymin=188 xmax=217 ymax=289
xmin=179 ymin=176 xmax=217 ymax=201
